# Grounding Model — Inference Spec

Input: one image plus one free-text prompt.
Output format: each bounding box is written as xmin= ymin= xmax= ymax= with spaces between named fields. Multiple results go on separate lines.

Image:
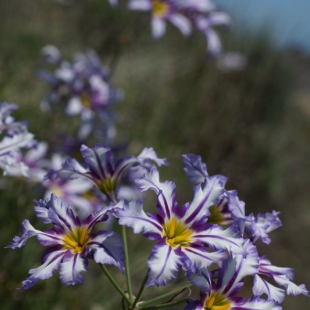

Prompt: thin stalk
xmin=131 ymin=270 xmax=149 ymax=309
xmin=100 ymin=264 xmax=131 ymax=305
xmin=138 ymin=284 xmax=193 ymax=307
xmin=122 ymin=225 xmax=133 ymax=303
xmin=141 ymin=297 xmax=189 ymax=309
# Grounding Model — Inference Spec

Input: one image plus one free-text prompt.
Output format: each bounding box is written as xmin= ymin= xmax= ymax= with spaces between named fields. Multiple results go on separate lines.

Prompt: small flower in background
xmin=217 ymin=52 xmax=247 ymax=72
xmin=7 ymin=194 xmax=124 ymax=289
xmin=128 ymin=0 xmax=192 ymax=39
xmin=126 ymin=0 xmax=232 ymax=56
xmin=38 ymin=47 xmax=122 ymax=146
xmin=43 ymin=153 xmax=105 ymax=219
xmin=0 ymin=102 xmax=36 ymax=176
xmin=5 ymin=142 xmax=49 ymax=181
xmin=116 ymin=168 xmax=243 ymax=286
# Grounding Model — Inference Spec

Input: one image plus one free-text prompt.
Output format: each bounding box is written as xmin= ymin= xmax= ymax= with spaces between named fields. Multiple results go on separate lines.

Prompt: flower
xmin=116 ymin=168 xmax=243 ymax=286
xmin=7 ymin=194 xmax=124 ymax=289
xmin=185 ymin=241 xmax=282 ymax=310
xmin=128 ymin=0 xmax=192 ymax=39
xmin=0 ymin=102 xmax=36 ymax=175
xmin=46 ymin=144 xmax=167 ymax=202
xmin=182 ymin=154 xmax=282 ymax=243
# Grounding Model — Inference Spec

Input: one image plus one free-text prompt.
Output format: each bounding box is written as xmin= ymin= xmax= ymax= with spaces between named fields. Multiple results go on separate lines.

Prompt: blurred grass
xmin=1 ymin=0 xmax=310 ymax=309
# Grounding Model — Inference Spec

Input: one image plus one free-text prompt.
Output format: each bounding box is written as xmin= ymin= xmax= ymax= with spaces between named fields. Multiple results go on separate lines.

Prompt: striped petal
xmin=6 ymin=219 xmax=38 ymax=249
xmin=88 ymin=231 xmax=124 ymax=271
xmin=221 ymin=240 xmax=259 ymax=295
xmin=183 ymin=246 xmax=227 ymax=272
xmin=183 ymin=175 xmax=226 ymax=226
xmin=231 ymin=296 xmax=282 ymax=310
xmin=193 ymin=225 xmax=243 ymax=252
xmin=59 ymin=251 xmax=88 ymax=285
xmin=135 ymin=169 xmax=177 ymax=220
xmin=21 ymin=246 xmax=65 ymax=289
xmin=253 ymin=275 xmax=285 ymax=303
xmin=116 ymin=200 xmax=162 ymax=237
xmin=146 ymin=241 xmax=181 ymax=286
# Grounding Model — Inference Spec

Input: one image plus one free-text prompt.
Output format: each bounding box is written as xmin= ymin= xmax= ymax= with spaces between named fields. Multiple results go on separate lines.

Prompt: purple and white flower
xmin=128 ymin=0 xmax=192 ymax=39
xmin=7 ymin=194 xmax=124 ymax=289
xmin=116 ymin=168 xmax=243 ymax=286
xmin=185 ymin=241 xmax=281 ymax=310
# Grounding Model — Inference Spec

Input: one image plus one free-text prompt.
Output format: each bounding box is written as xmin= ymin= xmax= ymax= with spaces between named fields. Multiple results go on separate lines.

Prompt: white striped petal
xmin=116 ymin=200 xmax=162 ymax=236
xmin=146 ymin=242 xmax=181 ymax=286
xmin=59 ymin=251 xmax=88 ymax=285
xmin=253 ymin=274 xmax=285 ymax=303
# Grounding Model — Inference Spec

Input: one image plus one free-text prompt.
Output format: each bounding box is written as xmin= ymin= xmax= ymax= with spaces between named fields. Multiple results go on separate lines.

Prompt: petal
xmin=186 ymin=268 xmax=212 ymax=291
xmin=205 ymin=28 xmax=222 ymax=57
xmin=21 ymin=246 xmax=65 ymax=289
xmin=45 ymin=194 xmax=80 ymax=231
xmin=231 ymin=296 xmax=282 ymax=310
xmin=128 ymin=0 xmax=151 ymax=11
xmin=183 ymin=246 xmax=227 ymax=272
xmin=221 ymin=240 xmax=259 ymax=295
xmin=6 ymin=219 xmax=38 ymax=249
xmin=146 ymin=242 xmax=181 ymax=286
xmin=168 ymin=13 xmax=192 ymax=36
xmin=273 ymin=275 xmax=309 ymax=298
xmin=0 ymin=132 xmax=35 ymax=156
xmin=115 ymin=200 xmax=162 ymax=237
xmin=193 ymin=225 xmax=243 ymax=252
xmin=182 ymin=154 xmax=208 ymax=185
xmin=152 ymin=17 xmax=166 ymax=39
xmin=135 ymin=169 xmax=177 ymax=220
xmin=253 ymin=275 xmax=285 ymax=303
xmin=88 ymin=231 xmax=125 ymax=271
xmin=183 ymin=175 xmax=226 ymax=226
xmin=59 ymin=251 xmax=88 ymax=286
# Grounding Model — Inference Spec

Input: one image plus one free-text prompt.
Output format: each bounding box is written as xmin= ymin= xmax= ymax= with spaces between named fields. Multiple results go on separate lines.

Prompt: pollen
xmin=163 ymin=217 xmax=193 ymax=248
xmin=203 ymin=292 xmax=231 ymax=310
xmin=63 ymin=226 xmax=90 ymax=253
xmin=80 ymin=93 xmax=91 ymax=108
xmin=152 ymin=0 xmax=170 ymax=18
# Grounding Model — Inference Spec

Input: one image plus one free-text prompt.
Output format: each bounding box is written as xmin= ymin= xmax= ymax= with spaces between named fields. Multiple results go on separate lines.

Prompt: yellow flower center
xmin=163 ymin=217 xmax=193 ymax=248
xmin=80 ymin=93 xmax=91 ymax=108
xmin=63 ymin=227 xmax=90 ymax=253
xmin=50 ymin=185 xmax=63 ymax=198
xmin=152 ymin=0 xmax=170 ymax=18
xmin=207 ymin=205 xmax=225 ymax=225
xmin=204 ymin=292 xmax=231 ymax=310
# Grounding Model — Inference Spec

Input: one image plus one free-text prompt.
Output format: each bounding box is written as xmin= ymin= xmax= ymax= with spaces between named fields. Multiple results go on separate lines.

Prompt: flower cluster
xmin=0 ymin=102 xmax=35 ymax=176
xmin=38 ymin=46 xmax=122 ymax=144
xmin=111 ymin=0 xmax=231 ymax=56
xmin=8 ymin=151 xmax=309 ymax=309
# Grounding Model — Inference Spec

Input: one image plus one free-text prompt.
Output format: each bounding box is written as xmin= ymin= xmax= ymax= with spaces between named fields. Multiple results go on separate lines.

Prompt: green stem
xmin=138 ymin=284 xmax=193 ymax=307
xmin=100 ymin=264 xmax=131 ymax=305
xmin=131 ymin=270 xmax=149 ymax=309
xmin=141 ymin=298 xmax=189 ymax=309
xmin=122 ymin=225 xmax=133 ymax=303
